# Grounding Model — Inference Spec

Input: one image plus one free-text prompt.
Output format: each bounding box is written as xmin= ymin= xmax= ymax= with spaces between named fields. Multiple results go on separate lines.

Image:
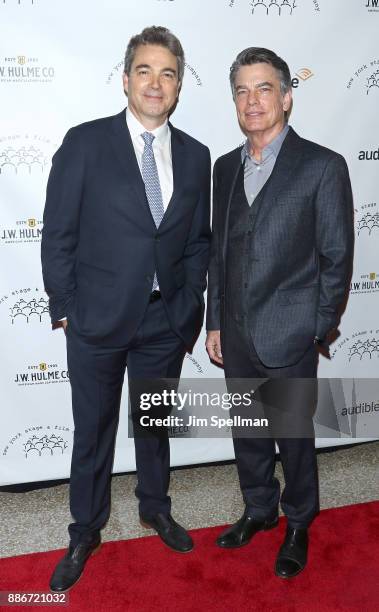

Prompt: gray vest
xmin=225 ymin=163 xmax=267 ymax=324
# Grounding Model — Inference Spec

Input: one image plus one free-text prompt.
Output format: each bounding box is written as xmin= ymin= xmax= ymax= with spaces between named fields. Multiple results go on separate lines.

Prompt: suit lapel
xmin=222 ymin=147 xmax=244 ymax=262
xmin=250 ymin=127 xmax=304 ymax=234
xmin=108 ymin=109 xmax=156 ymax=228
xmin=159 ymin=123 xmax=186 ymax=226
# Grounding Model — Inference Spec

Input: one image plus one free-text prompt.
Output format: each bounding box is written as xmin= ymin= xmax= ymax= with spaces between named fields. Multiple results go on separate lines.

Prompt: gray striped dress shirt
xmin=241 ymin=124 xmax=289 ymax=206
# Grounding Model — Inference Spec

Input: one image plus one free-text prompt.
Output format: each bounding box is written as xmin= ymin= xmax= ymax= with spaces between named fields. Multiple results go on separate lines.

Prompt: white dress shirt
xmin=126 ymin=107 xmax=173 ymax=210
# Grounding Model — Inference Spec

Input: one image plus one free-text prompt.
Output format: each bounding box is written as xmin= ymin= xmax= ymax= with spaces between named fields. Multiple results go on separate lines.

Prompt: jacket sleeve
xmin=206 ymin=159 xmax=222 ymax=331
xmin=315 ymin=153 xmax=354 ymax=340
xmin=41 ymin=127 xmax=84 ymax=323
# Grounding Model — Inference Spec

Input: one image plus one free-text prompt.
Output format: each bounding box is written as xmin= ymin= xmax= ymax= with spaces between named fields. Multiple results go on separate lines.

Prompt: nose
xmin=150 ymin=73 xmax=161 ymax=89
xmin=247 ymin=88 xmax=258 ymax=106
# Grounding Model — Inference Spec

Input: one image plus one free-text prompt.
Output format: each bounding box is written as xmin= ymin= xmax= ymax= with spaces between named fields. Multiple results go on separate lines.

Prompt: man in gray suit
xmin=206 ymin=48 xmax=353 ymax=578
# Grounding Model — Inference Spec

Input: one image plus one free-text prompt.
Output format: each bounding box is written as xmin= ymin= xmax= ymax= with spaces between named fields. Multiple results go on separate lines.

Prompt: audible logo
xmin=341 ymin=402 xmax=379 ymax=416
xmin=292 ymin=68 xmax=314 ymax=88
xmin=358 ymin=148 xmax=379 ymax=160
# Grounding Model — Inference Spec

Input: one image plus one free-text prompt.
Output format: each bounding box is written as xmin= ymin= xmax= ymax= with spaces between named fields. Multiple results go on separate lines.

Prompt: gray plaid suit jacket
xmin=206 ymin=127 xmax=354 ymax=367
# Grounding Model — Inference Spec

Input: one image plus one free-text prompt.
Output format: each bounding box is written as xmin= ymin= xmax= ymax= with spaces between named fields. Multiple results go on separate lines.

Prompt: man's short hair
xmin=229 ymin=47 xmax=292 ymax=98
xmin=124 ymin=26 xmax=185 ymax=85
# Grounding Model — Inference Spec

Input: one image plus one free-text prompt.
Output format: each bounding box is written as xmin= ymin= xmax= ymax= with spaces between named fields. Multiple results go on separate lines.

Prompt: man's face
xmin=123 ymin=44 xmax=180 ymax=128
xmin=234 ymin=62 xmax=292 ymax=139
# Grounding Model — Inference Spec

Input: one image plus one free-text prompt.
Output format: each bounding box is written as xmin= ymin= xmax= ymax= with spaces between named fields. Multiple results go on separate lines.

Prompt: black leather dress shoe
xmin=275 ymin=527 xmax=308 ymax=578
xmin=140 ymin=513 xmax=194 ymax=553
xmin=49 ymin=535 xmax=101 ymax=592
xmin=216 ymin=511 xmax=279 ymax=548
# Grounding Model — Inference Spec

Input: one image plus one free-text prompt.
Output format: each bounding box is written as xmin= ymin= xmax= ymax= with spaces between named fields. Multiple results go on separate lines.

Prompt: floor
xmin=1 ymin=441 xmax=378 ymax=558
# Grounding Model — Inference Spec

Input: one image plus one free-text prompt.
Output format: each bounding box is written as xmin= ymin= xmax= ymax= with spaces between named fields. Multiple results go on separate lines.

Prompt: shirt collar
xmin=126 ymin=107 xmax=170 ymax=147
xmin=241 ymin=124 xmax=290 ymax=164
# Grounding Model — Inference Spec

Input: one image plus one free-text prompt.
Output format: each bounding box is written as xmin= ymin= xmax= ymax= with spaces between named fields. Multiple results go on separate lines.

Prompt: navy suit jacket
xmin=206 ymin=127 xmax=354 ymax=367
xmin=41 ymin=109 xmax=211 ymax=348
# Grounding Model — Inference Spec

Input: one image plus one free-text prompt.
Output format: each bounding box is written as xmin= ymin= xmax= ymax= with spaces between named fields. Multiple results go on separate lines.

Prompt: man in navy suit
xmin=206 ymin=47 xmax=353 ymax=578
xmin=42 ymin=26 xmax=211 ymax=592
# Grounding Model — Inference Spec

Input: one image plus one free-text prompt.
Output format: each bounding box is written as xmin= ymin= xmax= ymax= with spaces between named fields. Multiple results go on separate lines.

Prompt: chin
xmin=143 ymin=105 xmax=164 ymax=116
xmin=244 ymin=122 xmax=264 ymax=131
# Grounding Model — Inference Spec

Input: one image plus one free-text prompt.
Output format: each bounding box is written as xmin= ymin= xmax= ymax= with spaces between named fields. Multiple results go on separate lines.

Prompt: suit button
xmin=155 ymin=237 xmax=160 ymax=243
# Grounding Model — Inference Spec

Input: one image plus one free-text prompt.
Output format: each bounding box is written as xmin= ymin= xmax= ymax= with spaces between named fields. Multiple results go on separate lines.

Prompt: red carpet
xmin=1 ymin=501 xmax=378 ymax=612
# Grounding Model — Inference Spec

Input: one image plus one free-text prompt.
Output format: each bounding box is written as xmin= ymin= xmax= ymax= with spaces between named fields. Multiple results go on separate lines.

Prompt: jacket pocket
xmin=278 ymin=285 xmax=318 ymax=305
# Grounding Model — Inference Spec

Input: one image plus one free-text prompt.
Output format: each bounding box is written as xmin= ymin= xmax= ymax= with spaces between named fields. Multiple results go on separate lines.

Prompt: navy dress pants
xmin=222 ymin=311 xmax=320 ymax=529
xmin=66 ymin=299 xmax=186 ymax=546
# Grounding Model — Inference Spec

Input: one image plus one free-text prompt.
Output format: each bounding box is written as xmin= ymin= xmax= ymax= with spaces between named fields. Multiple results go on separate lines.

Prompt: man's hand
xmin=52 ymin=317 xmax=68 ymax=331
xmin=206 ymin=330 xmax=223 ymax=365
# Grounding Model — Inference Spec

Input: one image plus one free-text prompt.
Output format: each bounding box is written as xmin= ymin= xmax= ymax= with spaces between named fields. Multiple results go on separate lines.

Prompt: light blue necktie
xmin=141 ymin=131 xmax=165 ymax=290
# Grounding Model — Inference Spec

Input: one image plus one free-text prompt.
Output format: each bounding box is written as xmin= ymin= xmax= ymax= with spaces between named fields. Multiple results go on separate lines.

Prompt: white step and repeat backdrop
xmin=0 ymin=0 xmax=378 ymax=485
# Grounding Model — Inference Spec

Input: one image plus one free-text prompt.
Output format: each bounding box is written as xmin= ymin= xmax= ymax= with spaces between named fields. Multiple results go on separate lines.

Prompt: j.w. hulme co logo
xmin=0 ymin=55 xmax=54 ymax=83
xmin=1 ymin=218 xmax=43 ymax=245
xmin=350 ymin=272 xmax=379 ymax=295
xmin=14 ymin=361 xmax=69 ymax=386
xmin=365 ymin=0 xmax=379 ymax=12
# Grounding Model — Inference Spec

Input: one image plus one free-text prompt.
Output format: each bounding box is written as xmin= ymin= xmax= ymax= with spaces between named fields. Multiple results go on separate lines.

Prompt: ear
xmin=283 ymin=89 xmax=292 ymax=112
xmin=122 ymin=72 xmax=129 ymax=95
